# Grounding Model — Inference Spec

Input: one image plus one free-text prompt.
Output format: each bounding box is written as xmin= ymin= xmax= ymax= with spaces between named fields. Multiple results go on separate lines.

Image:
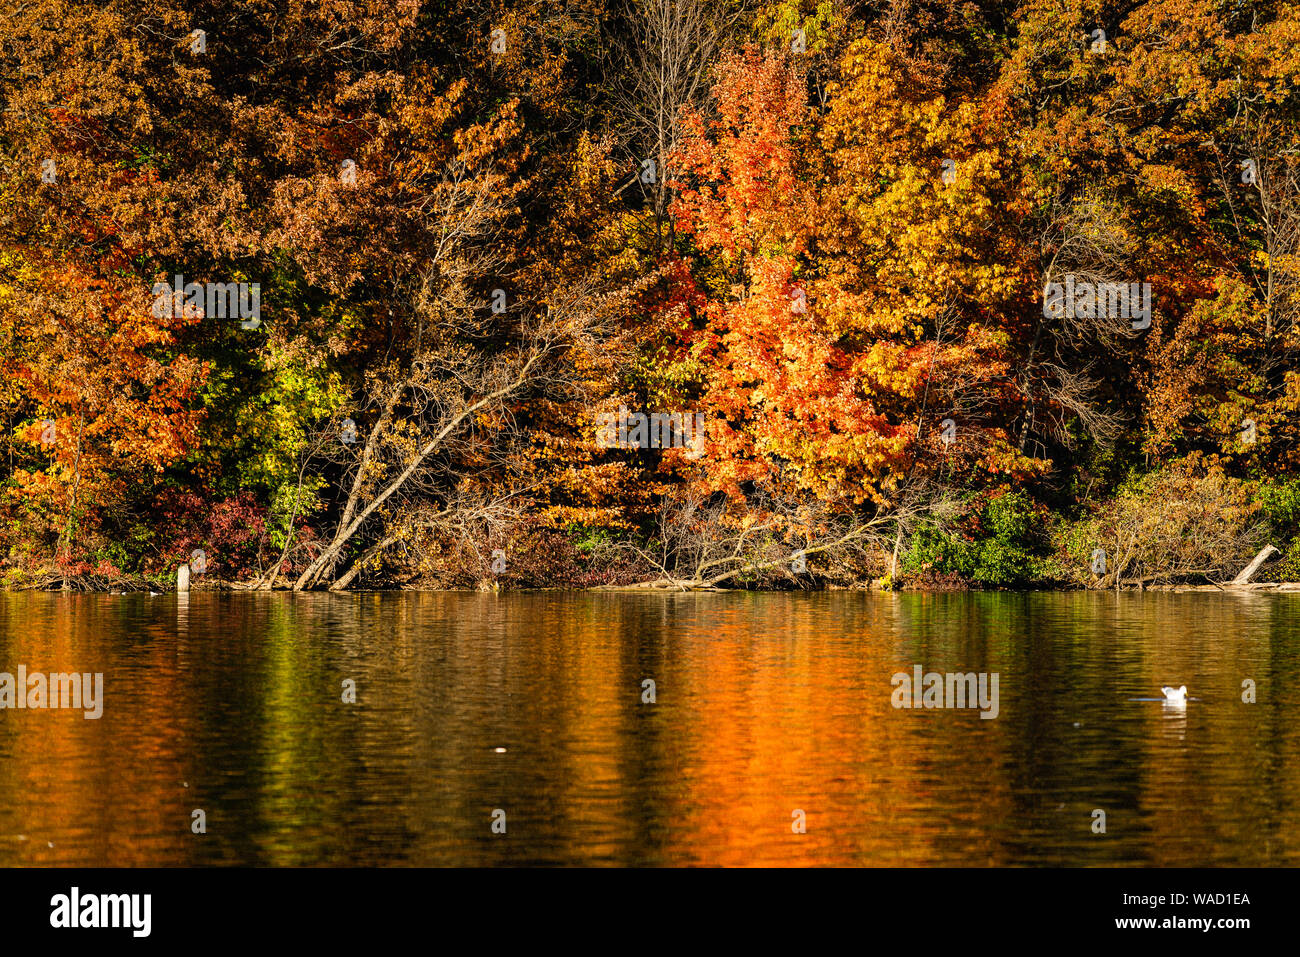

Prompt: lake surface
xmin=1 ymin=590 xmax=1297 ymax=866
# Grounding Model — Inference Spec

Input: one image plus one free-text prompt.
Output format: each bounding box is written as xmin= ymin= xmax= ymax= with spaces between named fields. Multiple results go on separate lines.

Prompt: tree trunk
xmin=1230 ymin=545 xmax=1279 ymax=585
xmin=292 ymin=355 xmax=541 ymax=590
xmin=328 ymin=533 xmax=402 ymax=592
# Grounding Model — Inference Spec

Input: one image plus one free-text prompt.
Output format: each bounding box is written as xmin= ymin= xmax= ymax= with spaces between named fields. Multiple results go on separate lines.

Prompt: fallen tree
xmin=1229 ymin=544 xmax=1281 ymax=585
xmin=605 ymin=480 xmax=958 ymax=591
xmin=291 ymin=279 xmax=636 ymax=591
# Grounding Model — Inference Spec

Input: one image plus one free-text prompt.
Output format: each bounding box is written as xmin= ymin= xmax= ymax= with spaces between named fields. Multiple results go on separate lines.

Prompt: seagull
xmin=1161 ymin=685 xmax=1188 ymax=703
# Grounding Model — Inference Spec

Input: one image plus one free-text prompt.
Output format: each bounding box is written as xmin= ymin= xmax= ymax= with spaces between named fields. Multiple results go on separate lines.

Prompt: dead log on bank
xmin=1229 ymin=545 xmax=1280 ymax=585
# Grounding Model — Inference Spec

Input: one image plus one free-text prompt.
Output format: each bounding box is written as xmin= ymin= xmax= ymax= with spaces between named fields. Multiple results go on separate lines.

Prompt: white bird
xmin=1161 ymin=685 xmax=1188 ymax=702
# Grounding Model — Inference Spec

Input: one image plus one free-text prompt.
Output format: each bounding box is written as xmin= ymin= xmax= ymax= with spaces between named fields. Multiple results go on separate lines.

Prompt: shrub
xmin=1056 ymin=462 xmax=1265 ymax=588
xmin=1255 ymin=477 xmax=1300 ymax=580
xmin=155 ymin=491 xmax=273 ymax=579
xmin=903 ymin=488 xmax=1049 ymax=587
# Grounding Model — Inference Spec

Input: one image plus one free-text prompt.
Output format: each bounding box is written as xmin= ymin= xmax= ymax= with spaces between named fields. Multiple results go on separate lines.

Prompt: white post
xmin=177 ymin=563 xmax=191 ymax=592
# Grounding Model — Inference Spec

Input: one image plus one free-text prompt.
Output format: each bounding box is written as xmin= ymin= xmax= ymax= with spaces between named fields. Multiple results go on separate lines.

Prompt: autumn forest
xmin=2 ymin=0 xmax=1299 ymax=593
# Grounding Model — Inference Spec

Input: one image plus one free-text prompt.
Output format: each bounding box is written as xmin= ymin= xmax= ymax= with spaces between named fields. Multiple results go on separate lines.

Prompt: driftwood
xmin=1230 ymin=545 xmax=1280 ymax=585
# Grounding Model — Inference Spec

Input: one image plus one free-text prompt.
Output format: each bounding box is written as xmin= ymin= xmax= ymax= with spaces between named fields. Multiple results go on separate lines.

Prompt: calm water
xmin=0 ymin=591 xmax=1297 ymax=866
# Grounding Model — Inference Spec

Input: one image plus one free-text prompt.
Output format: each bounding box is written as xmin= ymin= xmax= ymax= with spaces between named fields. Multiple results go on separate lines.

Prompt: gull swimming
xmin=1160 ymin=685 xmax=1187 ymax=703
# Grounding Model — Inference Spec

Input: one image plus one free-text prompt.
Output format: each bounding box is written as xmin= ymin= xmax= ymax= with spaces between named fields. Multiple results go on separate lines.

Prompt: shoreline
xmin=7 ymin=579 xmax=1300 ymax=595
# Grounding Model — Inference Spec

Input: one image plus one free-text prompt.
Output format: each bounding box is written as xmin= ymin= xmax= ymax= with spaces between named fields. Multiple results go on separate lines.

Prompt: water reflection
xmin=0 ymin=591 xmax=1297 ymax=866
